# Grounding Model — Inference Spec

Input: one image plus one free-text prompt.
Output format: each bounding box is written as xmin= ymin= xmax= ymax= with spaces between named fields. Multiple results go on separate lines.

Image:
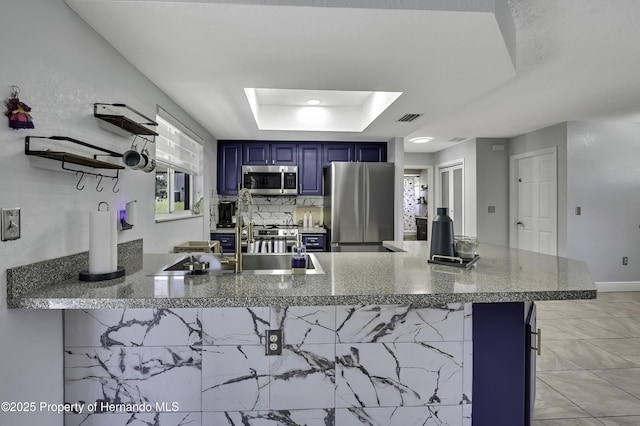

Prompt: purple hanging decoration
xmin=5 ymin=86 xmax=34 ymax=129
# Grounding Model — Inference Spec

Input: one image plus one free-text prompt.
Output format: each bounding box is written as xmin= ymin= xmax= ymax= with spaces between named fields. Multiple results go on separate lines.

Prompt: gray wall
xmin=404 ymin=152 xmax=435 ymax=167
xmin=509 ymin=123 xmax=568 ymax=256
xmin=476 ymin=138 xmax=509 ymax=246
xmin=567 ymin=121 xmax=640 ymax=283
xmin=0 ymin=1 xmax=216 ymax=424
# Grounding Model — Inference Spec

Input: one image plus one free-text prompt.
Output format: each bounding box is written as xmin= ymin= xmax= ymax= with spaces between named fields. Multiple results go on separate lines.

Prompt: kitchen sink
xmin=153 ymin=253 xmax=324 ymax=276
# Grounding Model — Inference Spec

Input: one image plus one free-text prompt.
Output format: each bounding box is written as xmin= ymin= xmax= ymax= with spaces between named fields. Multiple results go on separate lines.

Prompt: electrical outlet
xmin=488 ymin=206 xmax=496 ymax=214
xmin=623 ymin=256 xmax=629 ymax=266
xmin=265 ymin=330 xmax=282 ymax=356
xmin=1 ymin=208 xmax=21 ymax=241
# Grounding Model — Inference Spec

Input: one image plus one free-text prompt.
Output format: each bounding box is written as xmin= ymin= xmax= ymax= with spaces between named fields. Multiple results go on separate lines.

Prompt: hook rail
xmin=25 ymin=136 xmax=123 ymax=192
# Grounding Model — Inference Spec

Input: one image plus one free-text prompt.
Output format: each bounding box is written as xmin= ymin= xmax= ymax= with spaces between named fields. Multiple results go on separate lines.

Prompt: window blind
xmin=155 ymin=114 xmax=203 ymax=175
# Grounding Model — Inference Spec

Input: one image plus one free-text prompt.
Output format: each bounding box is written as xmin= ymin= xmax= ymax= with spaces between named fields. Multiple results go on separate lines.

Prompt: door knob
xmin=517 ymin=221 xmax=524 ymax=226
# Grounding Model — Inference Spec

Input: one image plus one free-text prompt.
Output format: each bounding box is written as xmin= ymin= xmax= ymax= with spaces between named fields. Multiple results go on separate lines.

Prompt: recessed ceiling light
xmin=306 ymin=99 xmax=321 ymax=106
xmin=410 ymin=137 xmax=433 ymax=144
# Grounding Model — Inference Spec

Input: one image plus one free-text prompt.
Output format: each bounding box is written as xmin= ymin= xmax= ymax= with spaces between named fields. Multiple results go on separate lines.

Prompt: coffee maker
xmin=217 ymin=201 xmax=235 ymax=228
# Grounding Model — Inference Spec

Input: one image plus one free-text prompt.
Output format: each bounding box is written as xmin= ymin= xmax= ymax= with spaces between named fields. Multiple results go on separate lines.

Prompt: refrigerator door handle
xmin=354 ymin=165 xmax=360 ymax=234
xmin=364 ymin=164 xmax=370 ymax=240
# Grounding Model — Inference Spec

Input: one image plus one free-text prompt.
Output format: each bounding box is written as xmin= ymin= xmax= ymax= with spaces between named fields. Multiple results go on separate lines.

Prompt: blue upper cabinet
xmin=298 ymin=143 xmax=323 ymax=196
xmin=217 ymin=142 xmax=243 ymax=195
xmin=322 ymin=143 xmax=354 ymax=167
xmin=322 ymin=142 xmax=386 ymax=167
xmin=218 ymin=141 xmax=386 ymax=196
xmin=355 ymin=143 xmax=387 ymax=162
xmin=243 ymin=143 xmax=270 ymax=165
xmin=270 ymin=143 xmax=297 ymax=165
xmin=243 ymin=142 xmax=297 ymax=165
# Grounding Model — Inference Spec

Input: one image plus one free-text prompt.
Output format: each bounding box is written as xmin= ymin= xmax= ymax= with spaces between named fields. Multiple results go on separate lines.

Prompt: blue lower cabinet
xmin=302 ymin=234 xmax=325 ymax=251
xmin=211 ymin=233 xmax=236 ymax=254
xmin=472 ymin=302 xmax=537 ymax=426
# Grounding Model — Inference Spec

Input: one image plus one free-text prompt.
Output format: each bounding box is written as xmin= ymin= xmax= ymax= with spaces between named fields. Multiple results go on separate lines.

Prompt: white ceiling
xmin=65 ymin=0 xmax=640 ymax=153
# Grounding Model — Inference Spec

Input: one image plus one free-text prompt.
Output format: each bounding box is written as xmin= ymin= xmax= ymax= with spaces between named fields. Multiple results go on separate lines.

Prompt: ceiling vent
xmin=397 ymin=113 xmax=422 ymax=122
xmin=447 ymin=137 xmax=469 ymax=143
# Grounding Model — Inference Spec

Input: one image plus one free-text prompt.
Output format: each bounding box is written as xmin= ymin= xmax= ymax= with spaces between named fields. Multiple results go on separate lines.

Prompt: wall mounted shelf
xmin=25 ymin=136 xmax=124 ymax=185
xmin=94 ymin=103 xmax=158 ymax=137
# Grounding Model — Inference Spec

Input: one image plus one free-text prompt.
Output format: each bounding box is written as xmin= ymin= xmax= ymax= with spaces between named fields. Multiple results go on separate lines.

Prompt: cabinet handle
xmin=531 ymin=328 xmax=542 ymax=356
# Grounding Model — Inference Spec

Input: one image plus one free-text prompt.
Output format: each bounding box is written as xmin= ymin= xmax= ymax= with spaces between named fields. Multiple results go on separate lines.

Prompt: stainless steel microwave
xmin=242 ymin=165 xmax=298 ymax=195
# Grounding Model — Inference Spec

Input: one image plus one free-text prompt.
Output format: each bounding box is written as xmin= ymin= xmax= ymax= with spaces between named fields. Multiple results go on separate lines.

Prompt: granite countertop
xmin=299 ymin=227 xmax=327 ymax=234
xmin=210 ymin=228 xmax=236 ymax=234
xmin=7 ymin=242 xmax=596 ymax=309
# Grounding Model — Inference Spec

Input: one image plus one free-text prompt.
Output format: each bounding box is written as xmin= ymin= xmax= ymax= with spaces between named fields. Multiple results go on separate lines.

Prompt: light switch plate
xmin=1 ymin=208 xmax=21 ymax=241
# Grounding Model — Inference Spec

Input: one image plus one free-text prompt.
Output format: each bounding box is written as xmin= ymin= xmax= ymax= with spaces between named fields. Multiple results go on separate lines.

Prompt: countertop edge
xmin=8 ymin=289 xmax=597 ymax=310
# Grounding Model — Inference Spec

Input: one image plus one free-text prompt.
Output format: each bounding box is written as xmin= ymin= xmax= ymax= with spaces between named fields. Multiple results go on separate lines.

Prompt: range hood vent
xmin=397 ymin=113 xmax=422 ymax=122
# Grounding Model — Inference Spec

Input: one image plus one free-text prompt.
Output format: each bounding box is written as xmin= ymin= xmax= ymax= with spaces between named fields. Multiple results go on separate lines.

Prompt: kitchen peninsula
xmin=7 ymin=241 xmax=595 ymax=426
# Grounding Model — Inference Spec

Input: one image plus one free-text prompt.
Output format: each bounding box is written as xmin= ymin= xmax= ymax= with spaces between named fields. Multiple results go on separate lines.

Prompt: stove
xmin=251 ymin=224 xmax=299 ymax=254
xmin=253 ymin=224 xmax=299 ymax=238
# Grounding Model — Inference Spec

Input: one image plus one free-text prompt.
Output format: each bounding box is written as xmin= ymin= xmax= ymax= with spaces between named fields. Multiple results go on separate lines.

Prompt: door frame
xmin=509 ymin=147 xmax=557 ymax=252
xmin=436 ymin=158 xmax=465 ymax=235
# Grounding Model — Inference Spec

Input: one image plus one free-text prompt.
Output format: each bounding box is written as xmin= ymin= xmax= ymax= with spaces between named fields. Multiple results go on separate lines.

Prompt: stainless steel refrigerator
xmin=323 ymin=162 xmax=395 ymax=252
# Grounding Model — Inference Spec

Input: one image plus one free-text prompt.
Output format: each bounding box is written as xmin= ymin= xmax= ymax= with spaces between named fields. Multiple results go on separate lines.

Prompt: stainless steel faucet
xmin=222 ymin=189 xmax=254 ymax=273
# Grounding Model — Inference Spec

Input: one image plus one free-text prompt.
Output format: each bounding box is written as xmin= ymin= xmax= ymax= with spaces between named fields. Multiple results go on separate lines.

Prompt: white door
xmin=512 ymin=149 xmax=557 ymax=255
xmin=439 ymin=162 xmax=464 ymax=235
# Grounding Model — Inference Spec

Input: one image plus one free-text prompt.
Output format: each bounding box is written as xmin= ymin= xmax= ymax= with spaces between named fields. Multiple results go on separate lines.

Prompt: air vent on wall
xmin=397 ymin=113 xmax=423 ymax=122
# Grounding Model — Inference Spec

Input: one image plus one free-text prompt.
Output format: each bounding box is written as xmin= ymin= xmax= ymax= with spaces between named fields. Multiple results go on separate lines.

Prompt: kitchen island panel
xmin=64 ymin=308 xmax=202 ymax=347
xmin=203 ymin=409 xmax=333 ymax=425
xmin=335 ymin=405 xmax=462 ymax=425
xmin=202 ymin=345 xmax=270 ymax=412
xmin=64 ymin=346 xmax=202 ymax=412
xmin=271 ymin=305 xmax=336 ymax=345
xmin=335 ymin=341 xmax=464 ymax=408
xmin=336 ymin=303 xmax=464 ymax=343
xmin=63 ymin=303 xmax=471 ymax=423
xmin=201 ymin=306 xmax=269 ymax=346
xmin=269 ymin=343 xmax=336 ymax=410
xmin=66 ymin=412 xmax=202 ymax=426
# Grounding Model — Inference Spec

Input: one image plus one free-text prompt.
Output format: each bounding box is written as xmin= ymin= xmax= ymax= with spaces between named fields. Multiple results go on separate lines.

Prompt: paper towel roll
xmin=89 ymin=209 xmax=117 ymax=274
xmin=125 ymin=201 xmax=137 ymax=226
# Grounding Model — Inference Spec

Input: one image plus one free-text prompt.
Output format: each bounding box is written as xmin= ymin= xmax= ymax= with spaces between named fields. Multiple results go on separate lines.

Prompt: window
xmin=155 ymin=164 xmax=192 ymax=214
xmin=154 ymin=108 xmax=203 ymax=218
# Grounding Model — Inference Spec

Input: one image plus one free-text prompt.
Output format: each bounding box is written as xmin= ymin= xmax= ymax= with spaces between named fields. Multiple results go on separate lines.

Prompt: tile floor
xmin=534 ymin=291 xmax=640 ymax=425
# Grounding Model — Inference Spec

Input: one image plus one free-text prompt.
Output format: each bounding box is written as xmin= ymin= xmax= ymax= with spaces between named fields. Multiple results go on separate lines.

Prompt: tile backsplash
xmin=212 ymin=194 xmax=324 ymax=227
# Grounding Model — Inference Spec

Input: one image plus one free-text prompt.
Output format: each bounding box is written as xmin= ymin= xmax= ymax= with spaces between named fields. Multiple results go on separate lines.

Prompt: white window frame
xmin=154 ymin=107 xmax=204 ymax=222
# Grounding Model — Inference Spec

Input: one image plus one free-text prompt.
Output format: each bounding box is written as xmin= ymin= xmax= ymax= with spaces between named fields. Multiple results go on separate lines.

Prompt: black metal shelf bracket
xmin=25 ymin=136 xmax=124 ymax=193
xmin=94 ymin=103 xmax=159 ymax=137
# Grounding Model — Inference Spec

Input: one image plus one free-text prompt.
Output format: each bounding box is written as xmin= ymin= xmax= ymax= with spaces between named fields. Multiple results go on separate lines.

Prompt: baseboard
xmin=595 ymin=281 xmax=640 ymax=292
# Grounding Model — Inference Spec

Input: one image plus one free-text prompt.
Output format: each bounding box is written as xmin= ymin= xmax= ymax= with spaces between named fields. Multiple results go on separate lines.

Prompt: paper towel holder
xmin=79 ymin=202 xmax=126 ymax=282
xmin=119 ymin=200 xmax=137 ymax=231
